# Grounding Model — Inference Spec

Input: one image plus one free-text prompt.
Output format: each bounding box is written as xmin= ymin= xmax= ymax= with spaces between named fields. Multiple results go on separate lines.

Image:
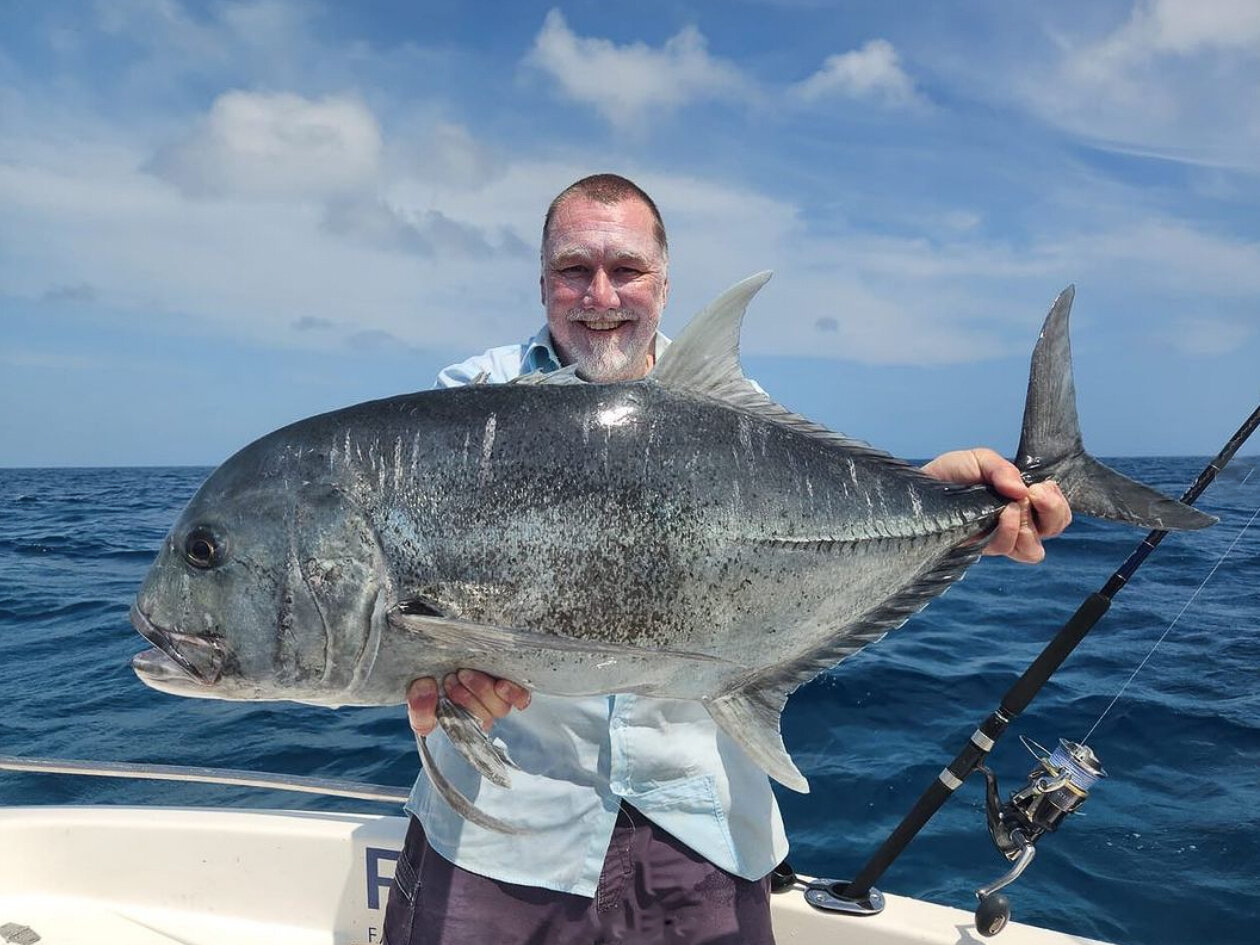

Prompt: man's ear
xmin=539 ymin=273 xmax=546 ymax=307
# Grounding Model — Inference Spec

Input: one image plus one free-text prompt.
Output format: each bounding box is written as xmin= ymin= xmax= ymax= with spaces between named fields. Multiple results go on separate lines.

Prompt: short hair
xmin=542 ymin=173 xmax=668 ymax=258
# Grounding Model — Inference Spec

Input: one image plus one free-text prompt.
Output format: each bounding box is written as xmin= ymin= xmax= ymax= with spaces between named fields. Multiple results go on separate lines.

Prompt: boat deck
xmin=0 ymin=806 xmax=1106 ymax=944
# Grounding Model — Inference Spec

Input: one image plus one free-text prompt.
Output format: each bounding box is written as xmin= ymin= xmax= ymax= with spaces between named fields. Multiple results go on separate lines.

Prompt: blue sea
xmin=1 ymin=460 xmax=1257 ymax=944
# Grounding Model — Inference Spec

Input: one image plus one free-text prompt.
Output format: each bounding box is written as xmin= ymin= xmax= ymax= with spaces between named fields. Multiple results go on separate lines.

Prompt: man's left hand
xmin=921 ymin=448 xmax=1071 ymax=564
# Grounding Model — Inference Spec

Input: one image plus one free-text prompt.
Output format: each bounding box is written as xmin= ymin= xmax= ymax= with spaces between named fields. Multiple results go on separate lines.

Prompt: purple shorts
xmin=382 ymin=805 xmax=775 ymax=945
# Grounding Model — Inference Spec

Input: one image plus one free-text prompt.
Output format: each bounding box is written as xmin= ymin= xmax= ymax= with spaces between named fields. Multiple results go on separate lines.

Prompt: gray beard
xmin=565 ymin=309 xmax=647 ymax=382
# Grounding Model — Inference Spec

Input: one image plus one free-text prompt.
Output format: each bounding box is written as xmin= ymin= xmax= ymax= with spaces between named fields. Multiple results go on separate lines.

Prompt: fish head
xmin=131 ymin=443 xmax=391 ymax=704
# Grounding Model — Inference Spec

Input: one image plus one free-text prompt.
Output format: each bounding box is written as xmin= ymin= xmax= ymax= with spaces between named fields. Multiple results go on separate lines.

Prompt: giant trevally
xmin=130 ymin=274 xmax=1213 ymax=832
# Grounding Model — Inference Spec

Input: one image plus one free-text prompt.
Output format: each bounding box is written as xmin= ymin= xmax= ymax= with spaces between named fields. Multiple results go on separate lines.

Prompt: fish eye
xmin=183 ymin=527 xmax=225 ymax=570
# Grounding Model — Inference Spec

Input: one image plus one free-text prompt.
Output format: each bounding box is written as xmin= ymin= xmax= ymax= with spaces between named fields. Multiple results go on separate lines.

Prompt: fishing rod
xmin=797 ymin=402 xmax=1260 ymax=935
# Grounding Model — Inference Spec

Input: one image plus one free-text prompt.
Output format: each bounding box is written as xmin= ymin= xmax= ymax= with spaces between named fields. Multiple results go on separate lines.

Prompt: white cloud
xmin=93 ymin=0 xmax=317 ymax=88
xmin=524 ymin=14 xmax=923 ymax=130
xmin=1162 ymin=316 xmax=1255 ymax=355
xmin=524 ymin=9 xmax=748 ymax=130
xmin=1016 ymin=0 xmax=1260 ymax=168
xmin=95 ymin=0 xmax=229 ymax=55
xmin=4 ymin=0 xmax=1257 ymax=379
xmin=388 ymin=121 xmax=506 ymax=191
xmin=791 ymin=39 xmax=922 ymax=106
xmin=5 ymin=112 xmax=1258 ymax=374
xmin=149 ymin=91 xmax=382 ymax=199
xmin=1093 ymin=0 xmax=1260 ymax=59
xmin=321 ymin=196 xmax=529 ymax=258
xmin=1067 ymin=219 xmax=1260 ymax=297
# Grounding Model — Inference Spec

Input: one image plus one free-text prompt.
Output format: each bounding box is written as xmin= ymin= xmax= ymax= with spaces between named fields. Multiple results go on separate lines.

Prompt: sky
xmin=2 ymin=0 xmax=1258 ymax=467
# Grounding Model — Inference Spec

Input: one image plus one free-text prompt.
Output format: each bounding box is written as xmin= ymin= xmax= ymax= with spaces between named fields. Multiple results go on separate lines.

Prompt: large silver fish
xmin=130 ymin=274 xmax=1212 ymax=832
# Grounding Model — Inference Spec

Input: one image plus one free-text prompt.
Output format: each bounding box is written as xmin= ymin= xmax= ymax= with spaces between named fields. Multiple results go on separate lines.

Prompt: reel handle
xmin=974 ymin=830 xmax=1035 ymax=936
xmin=973 ymin=740 xmax=1101 ymax=936
xmin=976 ymin=892 xmax=1012 ymax=937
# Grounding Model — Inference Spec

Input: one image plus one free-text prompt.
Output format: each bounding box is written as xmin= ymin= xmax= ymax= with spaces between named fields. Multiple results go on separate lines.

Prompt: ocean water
xmin=0 ymin=460 xmax=1256 ymax=944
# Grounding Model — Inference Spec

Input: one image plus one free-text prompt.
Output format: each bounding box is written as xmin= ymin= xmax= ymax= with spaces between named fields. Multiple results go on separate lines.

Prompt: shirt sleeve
xmin=434 ymin=344 xmax=528 ymax=389
xmin=435 ymin=358 xmax=487 ymax=389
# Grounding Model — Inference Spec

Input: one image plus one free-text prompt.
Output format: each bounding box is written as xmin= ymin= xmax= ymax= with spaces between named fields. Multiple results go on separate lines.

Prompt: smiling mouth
xmin=130 ymin=604 xmax=225 ymax=686
xmin=568 ymin=308 xmax=638 ymax=332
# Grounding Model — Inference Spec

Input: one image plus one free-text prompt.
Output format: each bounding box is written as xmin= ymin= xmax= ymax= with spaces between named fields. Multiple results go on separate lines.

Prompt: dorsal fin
xmin=651 ymin=271 xmax=772 ymax=399
xmin=651 ymin=271 xmax=941 ymax=479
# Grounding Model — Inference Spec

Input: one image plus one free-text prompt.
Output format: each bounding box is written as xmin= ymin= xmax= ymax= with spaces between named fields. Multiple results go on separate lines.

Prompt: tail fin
xmin=1016 ymin=287 xmax=1215 ymax=531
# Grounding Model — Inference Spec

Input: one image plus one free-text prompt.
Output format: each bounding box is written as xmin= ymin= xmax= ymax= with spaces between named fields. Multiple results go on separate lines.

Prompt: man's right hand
xmin=407 ymin=672 xmax=532 ymax=737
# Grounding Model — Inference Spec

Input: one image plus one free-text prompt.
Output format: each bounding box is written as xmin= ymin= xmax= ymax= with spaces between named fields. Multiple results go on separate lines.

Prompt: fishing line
xmin=1081 ymin=499 xmax=1260 ymax=744
xmin=1048 ymin=740 xmax=1103 ymax=792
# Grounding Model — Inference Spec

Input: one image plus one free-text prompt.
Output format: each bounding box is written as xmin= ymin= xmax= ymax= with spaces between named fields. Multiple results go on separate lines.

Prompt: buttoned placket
xmin=606 ymin=693 xmax=635 ymax=798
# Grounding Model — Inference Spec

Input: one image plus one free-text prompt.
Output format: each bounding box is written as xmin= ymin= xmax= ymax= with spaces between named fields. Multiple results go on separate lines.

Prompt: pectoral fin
xmin=415 ymin=734 xmax=526 ymax=835
xmin=435 ymin=694 xmax=519 ymax=787
xmin=389 ymin=606 xmax=734 ymax=688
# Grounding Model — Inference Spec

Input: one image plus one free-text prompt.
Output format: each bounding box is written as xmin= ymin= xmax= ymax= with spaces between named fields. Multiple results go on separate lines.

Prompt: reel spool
xmin=973 ymin=737 xmax=1106 ymax=936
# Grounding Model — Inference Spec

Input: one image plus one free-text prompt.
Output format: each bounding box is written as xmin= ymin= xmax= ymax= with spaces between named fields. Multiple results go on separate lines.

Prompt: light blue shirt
xmin=405 ymin=326 xmax=790 ymax=897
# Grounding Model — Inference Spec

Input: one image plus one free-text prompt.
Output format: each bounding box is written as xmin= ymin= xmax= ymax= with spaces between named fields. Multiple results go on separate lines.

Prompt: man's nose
xmin=585 ymin=268 xmax=619 ymax=309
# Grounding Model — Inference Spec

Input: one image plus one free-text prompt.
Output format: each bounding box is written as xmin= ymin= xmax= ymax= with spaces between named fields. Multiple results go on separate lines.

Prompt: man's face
xmin=541 ymin=195 xmax=669 ymax=382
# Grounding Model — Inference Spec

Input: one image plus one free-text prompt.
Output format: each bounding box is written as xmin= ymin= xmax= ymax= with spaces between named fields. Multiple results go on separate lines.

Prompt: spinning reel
xmin=973 ymin=737 xmax=1106 ymax=936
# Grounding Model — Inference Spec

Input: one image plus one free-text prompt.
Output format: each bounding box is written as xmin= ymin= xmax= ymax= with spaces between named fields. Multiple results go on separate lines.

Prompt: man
xmin=382 ymin=174 xmax=1070 ymax=945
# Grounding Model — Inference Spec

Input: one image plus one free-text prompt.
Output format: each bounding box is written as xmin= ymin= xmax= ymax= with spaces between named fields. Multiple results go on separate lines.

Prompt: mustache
xmin=567 ymin=308 xmax=638 ymax=323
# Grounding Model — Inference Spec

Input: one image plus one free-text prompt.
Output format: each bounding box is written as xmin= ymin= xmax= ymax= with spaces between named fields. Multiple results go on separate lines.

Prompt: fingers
xmin=407 ymin=672 xmax=533 ymax=736
xmin=925 ymin=448 xmax=1073 ymax=564
xmin=921 ymin=448 xmax=1029 ymax=502
xmin=1010 ymin=497 xmax=1046 ymax=563
xmin=983 ymin=499 xmax=1045 ymax=564
xmin=444 ymin=670 xmax=531 ymax=732
xmin=494 ymin=678 xmax=532 ymax=712
xmin=919 ymin=449 xmax=977 ymax=484
xmin=406 ymin=676 xmax=439 ymax=737
xmin=983 ymin=501 xmax=1019 ymax=559
xmin=1028 ymin=480 xmax=1071 ymax=538
xmin=968 ymin=448 xmax=1028 ymax=501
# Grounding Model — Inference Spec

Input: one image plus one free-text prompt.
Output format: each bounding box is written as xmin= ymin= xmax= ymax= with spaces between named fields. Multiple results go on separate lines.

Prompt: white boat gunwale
xmin=0 ymin=804 xmax=1111 ymax=945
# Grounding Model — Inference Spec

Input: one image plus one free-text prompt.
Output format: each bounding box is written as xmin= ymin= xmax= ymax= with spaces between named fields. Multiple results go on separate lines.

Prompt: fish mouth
xmin=130 ymin=604 xmax=225 ymax=687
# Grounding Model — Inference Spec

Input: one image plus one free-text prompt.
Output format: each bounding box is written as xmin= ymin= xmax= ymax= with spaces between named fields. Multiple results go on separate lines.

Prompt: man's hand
xmin=921 ymin=448 xmax=1071 ymax=564
xmin=407 ymin=672 xmax=532 ymax=737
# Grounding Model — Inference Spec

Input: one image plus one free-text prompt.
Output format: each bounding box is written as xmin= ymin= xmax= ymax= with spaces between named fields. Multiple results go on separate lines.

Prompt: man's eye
xmin=559 ymin=265 xmax=588 ymax=276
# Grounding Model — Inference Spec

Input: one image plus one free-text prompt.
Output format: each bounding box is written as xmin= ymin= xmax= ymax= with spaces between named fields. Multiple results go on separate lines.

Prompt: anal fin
xmin=388 ymin=607 xmax=734 ymax=686
xmin=705 ymin=685 xmax=808 ymax=793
